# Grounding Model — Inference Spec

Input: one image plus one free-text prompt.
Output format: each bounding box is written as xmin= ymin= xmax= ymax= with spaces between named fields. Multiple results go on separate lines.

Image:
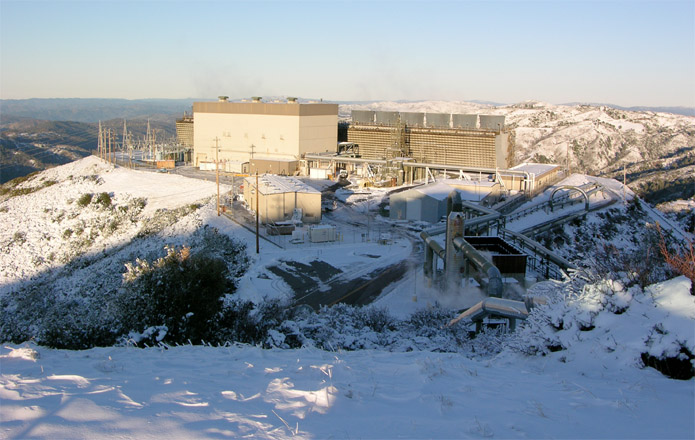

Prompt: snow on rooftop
xmin=249 ymin=174 xmax=320 ymax=195
xmin=412 ymin=180 xmax=496 ymax=202
xmin=511 ymin=162 xmax=561 ymax=176
xmin=413 ymin=182 xmax=457 ymax=200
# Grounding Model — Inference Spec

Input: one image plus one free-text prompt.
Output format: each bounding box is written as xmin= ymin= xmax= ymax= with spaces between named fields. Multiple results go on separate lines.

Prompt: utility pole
xmin=623 ymin=163 xmax=627 ymax=205
xmin=215 ymin=137 xmax=220 ymax=216
xmin=256 ymin=173 xmax=260 ymax=254
xmin=146 ymin=120 xmax=152 ymax=161
xmin=98 ymin=121 xmax=102 ymax=159
xmin=122 ymin=119 xmax=128 ymax=165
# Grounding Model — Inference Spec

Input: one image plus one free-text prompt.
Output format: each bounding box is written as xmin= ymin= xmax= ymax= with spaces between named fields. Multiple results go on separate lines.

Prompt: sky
xmin=1 ymin=0 xmax=694 ymax=107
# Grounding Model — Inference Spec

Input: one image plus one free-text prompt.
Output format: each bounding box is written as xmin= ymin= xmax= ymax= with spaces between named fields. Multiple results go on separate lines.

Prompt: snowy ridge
xmin=0 ymin=156 xmax=227 ymax=293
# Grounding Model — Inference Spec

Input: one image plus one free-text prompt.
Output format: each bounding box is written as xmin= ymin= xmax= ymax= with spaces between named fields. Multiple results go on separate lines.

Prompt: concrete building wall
xmin=193 ymin=101 xmax=337 ymax=167
xmin=260 ymin=192 xmax=321 ymax=224
xmin=389 ymin=194 xmax=408 ymax=220
xmin=390 ymin=189 xmax=446 ymax=223
xmin=495 ymin=131 xmax=510 ymax=169
xmin=243 ymin=178 xmax=321 ymax=224
xmin=249 ymin=158 xmax=299 ymax=175
xmin=298 ymin=114 xmax=338 ymax=156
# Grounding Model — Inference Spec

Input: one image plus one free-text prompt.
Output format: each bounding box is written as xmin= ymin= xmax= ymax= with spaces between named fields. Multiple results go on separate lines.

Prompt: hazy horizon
xmin=1 ymin=0 xmax=694 ymax=108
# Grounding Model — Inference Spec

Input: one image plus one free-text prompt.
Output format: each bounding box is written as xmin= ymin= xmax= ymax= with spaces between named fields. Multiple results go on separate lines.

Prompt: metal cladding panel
xmin=352 ymin=110 xmax=375 ymax=124
xmin=452 ymin=114 xmax=478 ymax=129
xmin=426 ymin=113 xmax=451 ymax=128
xmin=375 ymin=111 xmax=399 ymax=126
xmin=400 ymin=112 xmax=425 ymax=127
xmin=479 ymin=115 xmax=505 ymax=130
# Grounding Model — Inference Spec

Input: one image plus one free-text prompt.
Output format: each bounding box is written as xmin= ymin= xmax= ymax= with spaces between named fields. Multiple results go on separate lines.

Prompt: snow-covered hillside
xmin=1 ymin=157 xmax=694 ymax=438
xmin=1 ymin=274 xmax=693 ymax=439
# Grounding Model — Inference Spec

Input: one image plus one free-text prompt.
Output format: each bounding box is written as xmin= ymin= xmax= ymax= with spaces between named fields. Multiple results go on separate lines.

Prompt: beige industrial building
xmin=243 ymin=174 xmax=321 ymax=224
xmin=501 ymin=163 xmax=562 ymax=193
xmin=193 ymin=97 xmax=338 ymax=169
xmin=249 ymin=157 xmax=299 ymax=176
xmin=176 ymin=114 xmax=194 ymax=147
xmin=347 ymin=111 xmax=509 ymax=170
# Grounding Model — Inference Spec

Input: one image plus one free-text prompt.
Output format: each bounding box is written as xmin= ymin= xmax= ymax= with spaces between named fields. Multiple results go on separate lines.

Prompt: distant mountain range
xmin=2 ymin=98 xmax=693 ymax=123
xmin=0 ymin=98 xmax=203 ymax=123
xmin=562 ymin=102 xmax=695 ymax=117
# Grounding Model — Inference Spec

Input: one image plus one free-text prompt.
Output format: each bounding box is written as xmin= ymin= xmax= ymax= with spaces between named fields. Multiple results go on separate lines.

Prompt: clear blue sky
xmin=1 ymin=0 xmax=694 ymax=107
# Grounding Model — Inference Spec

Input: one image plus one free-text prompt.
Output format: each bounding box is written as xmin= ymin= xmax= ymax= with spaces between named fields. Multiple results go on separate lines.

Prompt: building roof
xmin=510 ymin=163 xmax=560 ymax=177
xmin=412 ymin=182 xmax=457 ymax=201
xmin=247 ymin=174 xmax=320 ymax=195
xmin=410 ymin=180 xmax=496 ymax=202
xmin=193 ymin=101 xmax=338 ymax=117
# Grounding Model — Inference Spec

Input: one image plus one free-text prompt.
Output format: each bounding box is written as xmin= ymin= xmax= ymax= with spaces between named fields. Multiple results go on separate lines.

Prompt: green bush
xmin=118 ymin=246 xmax=232 ymax=344
xmin=13 ymin=231 xmax=26 ymax=244
xmin=95 ymin=192 xmax=112 ymax=208
xmin=77 ymin=193 xmax=93 ymax=207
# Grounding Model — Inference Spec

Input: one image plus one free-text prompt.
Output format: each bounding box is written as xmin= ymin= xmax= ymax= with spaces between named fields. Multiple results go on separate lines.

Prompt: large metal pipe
xmin=402 ymin=162 xmax=530 ymax=178
xmin=501 ymin=228 xmax=577 ymax=271
xmin=421 ymin=231 xmax=445 ymax=280
xmin=420 ymin=231 xmax=446 ymax=259
xmin=452 ymin=236 xmax=504 ymax=297
xmin=460 ymin=200 xmax=499 ymax=216
xmin=304 ymin=154 xmax=387 ymax=165
xmin=421 ymin=211 xmax=501 ymax=237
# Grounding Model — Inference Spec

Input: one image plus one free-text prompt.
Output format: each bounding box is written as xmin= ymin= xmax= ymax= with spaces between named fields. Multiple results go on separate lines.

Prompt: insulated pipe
xmin=304 ymin=154 xmax=533 ymax=188
xmin=500 ymin=228 xmax=577 ymax=271
xmin=549 ymin=185 xmax=589 ymax=212
xmin=460 ymin=200 xmax=500 ymax=216
xmin=464 ymin=213 xmax=502 ymax=235
xmin=303 ymin=154 xmax=387 ymax=165
xmin=452 ymin=236 xmax=504 ymax=297
xmin=424 ymin=245 xmax=434 ymax=278
xmin=422 ymin=212 xmax=501 ymax=237
xmin=420 ymin=231 xmax=446 ymax=259
xmin=403 ymin=162 xmax=531 ymax=178
xmin=421 ymin=231 xmax=446 ymax=281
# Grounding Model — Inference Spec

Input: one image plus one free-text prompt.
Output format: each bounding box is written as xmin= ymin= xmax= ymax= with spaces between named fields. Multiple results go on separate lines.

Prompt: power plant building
xmin=347 ymin=111 xmax=510 ymax=170
xmin=193 ymin=97 xmax=338 ymax=169
xmin=176 ymin=115 xmax=194 ymax=147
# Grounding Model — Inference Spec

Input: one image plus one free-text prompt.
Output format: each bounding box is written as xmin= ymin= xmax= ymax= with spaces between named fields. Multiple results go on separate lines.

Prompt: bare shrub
xmin=656 ymin=223 xmax=695 ymax=295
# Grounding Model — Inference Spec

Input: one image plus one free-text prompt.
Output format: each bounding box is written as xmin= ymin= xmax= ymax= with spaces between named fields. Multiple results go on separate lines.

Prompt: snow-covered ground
xmin=1 ymin=157 xmax=694 ymax=439
xmin=2 ymin=275 xmax=693 ymax=439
